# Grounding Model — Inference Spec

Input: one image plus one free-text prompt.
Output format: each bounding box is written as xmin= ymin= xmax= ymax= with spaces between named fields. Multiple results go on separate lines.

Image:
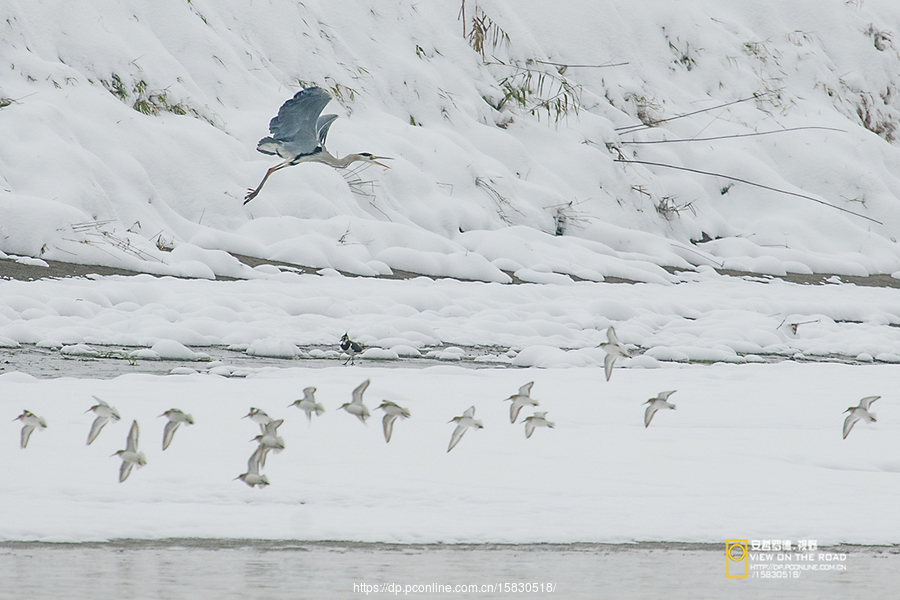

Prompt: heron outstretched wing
xmin=268 ymin=87 xmax=332 ymax=154
xmin=316 ymin=114 xmax=339 ymax=149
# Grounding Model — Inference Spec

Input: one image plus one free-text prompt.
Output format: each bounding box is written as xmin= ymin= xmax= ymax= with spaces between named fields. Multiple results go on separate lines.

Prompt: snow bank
xmin=1 ymin=1 xmax=900 ymax=279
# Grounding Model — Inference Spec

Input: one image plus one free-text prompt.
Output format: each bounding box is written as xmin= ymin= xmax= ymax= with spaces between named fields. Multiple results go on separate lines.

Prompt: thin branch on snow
xmin=614 ymin=158 xmax=882 ymax=225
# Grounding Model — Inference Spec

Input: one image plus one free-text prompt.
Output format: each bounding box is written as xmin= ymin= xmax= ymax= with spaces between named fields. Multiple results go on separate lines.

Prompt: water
xmin=0 ymin=342 xmax=863 ymax=380
xmin=1 ymin=540 xmax=897 ymax=599
xmin=0 ymin=343 xmax=516 ymax=379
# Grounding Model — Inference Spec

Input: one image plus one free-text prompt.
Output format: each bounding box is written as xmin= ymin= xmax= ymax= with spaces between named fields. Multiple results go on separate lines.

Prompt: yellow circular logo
xmin=728 ymin=543 xmax=745 ymax=561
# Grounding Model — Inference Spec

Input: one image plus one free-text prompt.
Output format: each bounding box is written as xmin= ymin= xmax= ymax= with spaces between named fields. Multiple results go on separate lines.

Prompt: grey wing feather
xmin=859 ymin=396 xmax=880 ymax=410
xmin=604 ymin=353 xmax=615 ymax=381
xmin=162 ymin=421 xmax=180 ymax=450
xmin=510 ymin=402 xmax=523 ymax=424
xmin=352 ymin=379 xmax=370 ymax=403
xmin=119 ymin=460 xmax=134 ymax=483
xmin=383 ymin=413 xmax=397 ymax=443
xmin=316 ymin=114 xmax=339 ymax=148
xmin=20 ymin=425 xmax=34 ymax=449
xmin=268 ymin=87 xmax=332 ymax=152
xmin=126 ymin=420 xmax=140 ymax=453
xmin=644 ymin=405 xmax=657 ymax=428
xmin=87 ymin=416 xmax=108 ymax=445
xmin=448 ymin=425 xmax=466 ymax=452
xmin=607 ymin=326 xmax=619 ymax=344
xmin=257 ymin=445 xmax=272 ymax=470
xmin=842 ymin=414 xmax=857 ymax=439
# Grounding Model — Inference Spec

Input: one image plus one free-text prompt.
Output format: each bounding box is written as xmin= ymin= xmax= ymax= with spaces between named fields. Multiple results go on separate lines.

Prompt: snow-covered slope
xmin=2 ymin=0 xmax=900 ymax=280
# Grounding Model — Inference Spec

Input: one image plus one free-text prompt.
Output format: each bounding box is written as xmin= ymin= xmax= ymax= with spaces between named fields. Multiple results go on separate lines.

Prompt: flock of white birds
xmin=11 ymin=327 xmax=880 ymax=490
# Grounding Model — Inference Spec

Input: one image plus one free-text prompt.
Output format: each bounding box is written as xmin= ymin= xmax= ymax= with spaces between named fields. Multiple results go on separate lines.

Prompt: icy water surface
xmin=0 ymin=540 xmax=896 ymax=599
xmin=0 ymin=343 xmax=864 ymax=380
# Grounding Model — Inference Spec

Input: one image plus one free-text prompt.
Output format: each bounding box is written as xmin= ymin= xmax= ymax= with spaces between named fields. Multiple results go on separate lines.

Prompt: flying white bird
xmin=242 ymin=407 xmax=273 ymax=433
xmin=160 ymin=409 xmax=194 ymax=450
xmin=236 ymin=446 xmax=270 ymax=488
xmin=448 ymin=406 xmax=483 ymax=452
xmin=86 ymin=396 xmax=121 ymax=445
xmin=522 ymin=411 xmax=555 ymax=439
xmin=288 ymin=387 xmax=325 ymax=422
xmin=375 ymin=400 xmax=411 ymax=443
xmin=644 ymin=390 xmax=677 ymax=428
xmin=600 ymin=326 xmax=630 ymax=381
xmin=251 ymin=419 xmax=285 ymax=469
xmin=843 ymin=396 xmax=879 ymax=439
xmin=13 ymin=410 xmax=47 ymax=449
xmin=503 ymin=382 xmax=539 ymax=424
xmin=339 ymin=379 xmax=371 ymax=424
xmin=113 ymin=420 xmax=147 ymax=483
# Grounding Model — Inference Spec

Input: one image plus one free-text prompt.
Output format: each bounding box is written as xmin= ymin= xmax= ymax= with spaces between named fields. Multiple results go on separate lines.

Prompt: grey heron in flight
xmin=244 ymin=87 xmax=391 ymax=204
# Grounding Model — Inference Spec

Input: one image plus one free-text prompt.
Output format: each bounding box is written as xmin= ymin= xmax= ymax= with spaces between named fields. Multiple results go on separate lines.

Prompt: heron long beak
xmin=372 ymin=156 xmax=392 ymax=169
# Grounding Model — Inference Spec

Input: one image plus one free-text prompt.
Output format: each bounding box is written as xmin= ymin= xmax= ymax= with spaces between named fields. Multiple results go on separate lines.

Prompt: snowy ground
xmin=6 ymin=2 xmax=900 ymax=596
xmin=3 ymin=1 xmax=900 ymax=282
xmin=2 ymin=356 xmax=898 ymax=545
xmin=3 ymin=269 xmax=900 ymax=367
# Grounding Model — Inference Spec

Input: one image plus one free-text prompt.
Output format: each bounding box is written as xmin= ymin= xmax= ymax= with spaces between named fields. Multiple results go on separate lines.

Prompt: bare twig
xmin=532 ymin=59 xmax=629 ymax=69
xmin=614 ymin=158 xmax=882 ymax=224
xmin=614 ymin=95 xmax=760 ymax=133
xmin=620 ymin=126 xmax=846 ymax=144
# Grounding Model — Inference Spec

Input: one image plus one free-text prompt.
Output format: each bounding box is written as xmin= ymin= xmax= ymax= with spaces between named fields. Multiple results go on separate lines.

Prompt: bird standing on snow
xmin=159 ymin=409 xmax=194 ymax=451
xmin=843 ymin=395 xmax=879 ymax=439
xmin=504 ymin=381 xmax=539 ymax=424
xmin=448 ymin=406 xmax=483 ymax=452
xmin=242 ymin=407 xmax=273 ymax=433
xmin=244 ymin=87 xmax=391 ymax=204
xmin=236 ymin=445 xmax=270 ymax=488
xmin=643 ymin=390 xmax=677 ymax=427
xmin=288 ymin=387 xmax=325 ymax=421
xmin=113 ymin=420 xmax=147 ymax=483
xmin=339 ymin=379 xmax=371 ymax=424
xmin=375 ymin=400 xmax=411 ymax=443
xmin=522 ymin=412 xmax=555 ymax=439
xmin=13 ymin=410 xmax=47 ymax=449
xmin=86 ymin=396 xmax=121 ymax=445
xmin=600 ymin=326 xmax=630 ymax=381
xmin=340 ymin=333 xmax=363 ymax=366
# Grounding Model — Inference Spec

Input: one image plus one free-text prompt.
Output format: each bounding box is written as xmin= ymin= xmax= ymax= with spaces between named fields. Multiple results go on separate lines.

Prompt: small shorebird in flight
xmin=600 ymin=326 xmax=629 ymax=381
xmin=288 ymin=387 xmax=325 ymax=422
xmin=251 ymin=419 xmax=285 ymax=469
xmin=13 ymin=410 xmax=47 ymax=449
xmin=448 ymin=406 xmax=483 ymax=452
xmin=160 ymin=409 xmax=194 ymax=451
xmin=643 ymin=390 xmax=677 ymax=427
xmin=237 ymin=446 xmax=270 ymax=488
xmin=86 ymin=396 xmax=121 ymax=445
xmin=375 ymin=400 xmax=411 ymax=443
xmin=113 ymin=420 xmax=147 ymax=483
xmin=522 ymin=411 xmax=554 ymax=439
xmin=242 ymin=407 xmax=273 ymax=433
xmin=504 ymin=382 xmax=538 ymax=424
xmin=339 ymin=379 xmax=371 ymax=424
xmin=843 ymin=396 xmax=879 ymax=439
